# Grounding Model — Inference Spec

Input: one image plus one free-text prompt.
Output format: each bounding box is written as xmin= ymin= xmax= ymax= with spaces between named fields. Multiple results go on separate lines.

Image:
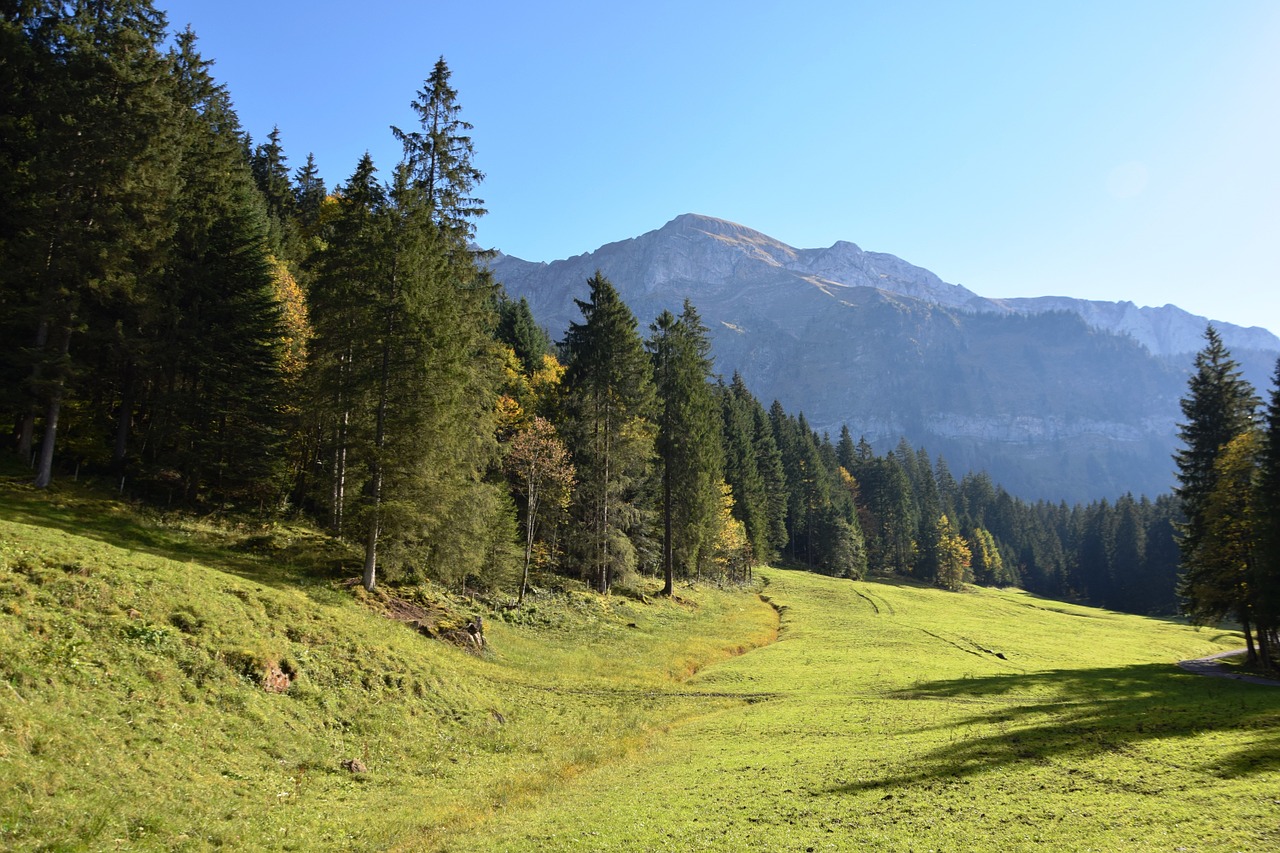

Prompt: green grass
xmin=0 ymin=476 xmax=775 ymax=851
xmin=3 ymin=474 xmax=1277 ymax=852
xmin=457 ymin=570 xmax=1279 ymax=852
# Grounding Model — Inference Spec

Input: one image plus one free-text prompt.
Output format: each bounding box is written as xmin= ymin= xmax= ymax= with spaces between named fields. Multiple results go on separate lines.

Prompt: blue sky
xmin=160 ymin=0 xmax=1280 ymax=336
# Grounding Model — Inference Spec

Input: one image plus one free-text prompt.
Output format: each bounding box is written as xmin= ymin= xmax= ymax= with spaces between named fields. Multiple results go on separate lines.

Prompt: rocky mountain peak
xmin=487 ymin=214 xmax=1279 ymax=501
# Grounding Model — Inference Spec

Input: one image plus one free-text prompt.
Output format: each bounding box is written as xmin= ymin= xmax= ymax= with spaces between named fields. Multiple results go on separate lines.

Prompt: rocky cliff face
xmin=489 ymin=214 xmax=1279 ymax=502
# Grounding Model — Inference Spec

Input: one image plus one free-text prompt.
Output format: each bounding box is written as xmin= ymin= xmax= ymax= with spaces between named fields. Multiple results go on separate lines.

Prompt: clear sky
xmin=159 ymin=0 xmax=1280 ymax=336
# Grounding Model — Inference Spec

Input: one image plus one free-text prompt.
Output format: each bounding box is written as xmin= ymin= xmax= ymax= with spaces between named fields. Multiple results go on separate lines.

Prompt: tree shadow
xmin=0 ymin=476 xmax=355 ymax=600
xmin=829 ymin=663 xmax=1280 ymax=794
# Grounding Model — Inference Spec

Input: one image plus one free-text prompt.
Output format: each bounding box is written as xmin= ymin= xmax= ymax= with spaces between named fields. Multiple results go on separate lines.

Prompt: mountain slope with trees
xmin=489 ymin=214 xmax=1280 ymax=502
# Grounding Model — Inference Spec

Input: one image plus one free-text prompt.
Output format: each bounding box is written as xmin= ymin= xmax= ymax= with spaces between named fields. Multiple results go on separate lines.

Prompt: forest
xmin=5 ymin=1 xmax=1280 ymax=668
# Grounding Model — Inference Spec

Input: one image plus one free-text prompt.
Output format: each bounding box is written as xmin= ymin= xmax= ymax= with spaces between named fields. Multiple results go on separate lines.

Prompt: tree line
xmin=5 ymin=3 xmax=1277 ymax=645
xmin=1173 ymin=327 xmax=1280 ymax=668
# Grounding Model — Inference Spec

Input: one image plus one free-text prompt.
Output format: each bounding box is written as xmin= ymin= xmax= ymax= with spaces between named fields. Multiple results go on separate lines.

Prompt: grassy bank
xmin=0 ymin=477 xmax=777 ymax=851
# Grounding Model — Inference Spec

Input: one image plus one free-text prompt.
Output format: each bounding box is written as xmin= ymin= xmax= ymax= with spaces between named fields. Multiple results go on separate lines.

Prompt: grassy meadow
xmin=457 ymin=571 xmax=1278 ymax=852
xmin=2 ymin=475 xmax=1278 ymax=851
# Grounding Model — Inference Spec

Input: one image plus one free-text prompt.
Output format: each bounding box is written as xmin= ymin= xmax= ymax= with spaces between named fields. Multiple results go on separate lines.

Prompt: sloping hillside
xmin=0 ymin=478 xmax=775 ymax=851
xmin=2 ymin=477 xmax=1274 ymax=851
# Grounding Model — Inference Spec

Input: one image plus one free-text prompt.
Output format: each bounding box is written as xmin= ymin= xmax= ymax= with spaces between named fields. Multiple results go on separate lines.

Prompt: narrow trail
xmin=1177 ymin=648 xmax=1280 ymax=685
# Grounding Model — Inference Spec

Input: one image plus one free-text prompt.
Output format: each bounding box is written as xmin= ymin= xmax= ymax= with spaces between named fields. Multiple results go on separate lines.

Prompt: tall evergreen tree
xmin=6 ymin=0 xmax=179 ymax=488
xmin=1174 ymin=326 xmax=1259 ymax=647
xmin=560 ymin=272 xmax=656 ymax=593
xmin=719 ymin=374 xmax=770 ymax=562
xmin=1256 ymin=359 xmax=1280 ymax=664
xmin=1185 ymin=430 xmax=1264 ymax=662
xmin=391 ymin=56 xmax=485 ymax=243
xmin=496 ymin=292 xmax=552 ymax=374
xmin=649 ymin=301 xmax=723 ymax=595
xmin=138 ymin=29 xmax=287 ymax=504
xmin=306 ymin=60 xmax=504 ymax=591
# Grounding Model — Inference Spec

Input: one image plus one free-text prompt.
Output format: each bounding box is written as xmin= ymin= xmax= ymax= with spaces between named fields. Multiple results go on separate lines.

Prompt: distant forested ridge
xmin=6 ymin=1 xmax=1280 ymax=628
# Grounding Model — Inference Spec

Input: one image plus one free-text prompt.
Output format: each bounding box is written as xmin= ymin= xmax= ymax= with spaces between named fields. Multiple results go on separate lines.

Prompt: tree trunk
xmin=363 ymin=316 xmax=393 ymax=592
xmin=33 ymin=325 xmax=72 ymax=489
xmin=17 ymin=318 xmax=50 ymax=463
xmin=662 ymin=459 xmax=674 ymax=596
xmin=518 ymin=477 xmax=537 ymax=606
xmin=362 ymin=490 xmax=380 ymax=592
xmin=113 ymin=359 xmax=135 ymax=467
xmin=1242 ymin=611 xmax=1258 ymax=666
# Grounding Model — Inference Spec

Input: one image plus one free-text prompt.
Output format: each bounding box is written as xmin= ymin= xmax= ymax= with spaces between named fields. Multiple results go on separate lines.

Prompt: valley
xmin=3 ymin=481 xmax=1274 ymax=851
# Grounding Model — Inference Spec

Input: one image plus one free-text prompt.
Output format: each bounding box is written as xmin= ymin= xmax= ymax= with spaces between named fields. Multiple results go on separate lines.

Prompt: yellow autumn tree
xmin=934 ymin=514 xmax=972 ymax=591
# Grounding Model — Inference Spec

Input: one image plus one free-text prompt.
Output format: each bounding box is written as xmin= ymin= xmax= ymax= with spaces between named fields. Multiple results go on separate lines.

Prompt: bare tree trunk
xmin=17 ymin=318 xmax=50 ymax=463
xmin=34 ymin=325 xmax=71 ymax=489
xmin=332 ymin=408 xmax=348 ymax=533
xmin=662 ymin=458 xmax=673 ymax=596
xmin=1242 ymin=611 xmax=1258 ymax=666
xmin=362 ymin=476 xmax=381 ymax=592
xmin=518 ymin=472 xmax=538 ymax=606
xmin=363 ymin=316 xmax=393 ymax=592
xmin=113 ymin=359 xmax=134 ymax=466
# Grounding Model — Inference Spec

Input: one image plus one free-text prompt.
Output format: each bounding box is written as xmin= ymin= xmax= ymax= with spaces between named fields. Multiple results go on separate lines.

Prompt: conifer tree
xmin=141 ymin=29 xmax=286 ymax=504
xmin=6 ymin=0 xmax=179 ymax=487
xmin=391 ymin=56 xmax=485 ymax=243
xmin=1256 ymin=359 xmax=1280 ymax=663
xmin=1185 ymin=430 xmax=1263 ymax=662
xmin=649 ymin=301 xmax=723 ymax=594
xmin=496 ymin=292 xmax=553 ymax=374
xmin=560 ymin=272 xmax=656 ymax=593
xmin=752 ymin=400 xmax=790 ymax=557
xmin=307 ymin=60 xmax=504 ymax=591
xmin=251 ymin=125 xmax=297 ymax=257
xmin=719 ymin=375 xmax=771 ymax=561
xmin=1175 ymin=326 xmax=1260 ymax=648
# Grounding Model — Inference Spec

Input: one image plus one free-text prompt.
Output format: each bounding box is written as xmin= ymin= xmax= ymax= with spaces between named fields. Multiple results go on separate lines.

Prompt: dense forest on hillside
xmin=5 ymin=1 xmax=1280 ymax=645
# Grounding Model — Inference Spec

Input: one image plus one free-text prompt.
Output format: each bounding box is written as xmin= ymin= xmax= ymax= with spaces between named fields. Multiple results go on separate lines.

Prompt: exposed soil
xmin=1177 ymin=648 xmax=1280 ymax=685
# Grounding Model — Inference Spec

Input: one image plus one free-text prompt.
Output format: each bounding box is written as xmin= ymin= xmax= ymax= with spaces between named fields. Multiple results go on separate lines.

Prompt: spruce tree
xmin=560 ymin=272 xmax=656 ymax=593
xmin=1174 ymin=326 xmax=1259 ymax=647
xmin=141 ymin=29 xmax=286 ymax=504
xmin=1256 ymin=359 xmax=1280 ymax=664
xmin=719 ymin=375 xmax=771 ymax=561
xmin=391 ymin=56 xmax=485 ymax=243
xmin=649 ymin=301 xmax=723 ymax=594
xmin=6 ymin=1 xmax=179 ymax=487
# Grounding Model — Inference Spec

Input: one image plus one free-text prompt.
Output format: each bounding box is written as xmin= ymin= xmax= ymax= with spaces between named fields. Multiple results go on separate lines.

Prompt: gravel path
xmin=1177 ymin=648 xmax=1280 ymax=685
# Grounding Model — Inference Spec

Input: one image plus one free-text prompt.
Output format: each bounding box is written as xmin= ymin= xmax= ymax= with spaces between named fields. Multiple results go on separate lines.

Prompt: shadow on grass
xmin=830 ymin=663 xmax=1280 ymax=795
xmin=0 ymin=475 xmax=356 ymax=598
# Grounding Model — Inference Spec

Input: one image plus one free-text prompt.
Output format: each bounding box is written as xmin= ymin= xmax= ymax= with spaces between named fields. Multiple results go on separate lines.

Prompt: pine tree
xmin=140 ymin=28 xmax=286 ymax=504
xmin=496 ymin=292 xmax=553 ymax=374
xmin=307 ymin=153 xmax=384 ymax=535
xmin=560 ymin=272 xmax=656 ymax=593
xmin=250 ymin=125 xmax=298 ymax=257
xmin=307 ymin=59 xmax=504 ymax=592
xmin=1174 ymin=326 xmax=1260 ymax=651
xmin=649 ymin=301 xmax=723 ymax=594
xmin=1256 ymin=359 xmax=1280 ymax=664
xmin=6 ymin=1 xmax=179 ymax=487
xmin=719 ymin=375 xmax=771 ymax=561
xmin=391 ymin=56 xmax=485 ymax=243
xmin=1184 ymin=430 xmax=1263 ymax=661
xmin=753 ymin=401 xmax=790 ymax=557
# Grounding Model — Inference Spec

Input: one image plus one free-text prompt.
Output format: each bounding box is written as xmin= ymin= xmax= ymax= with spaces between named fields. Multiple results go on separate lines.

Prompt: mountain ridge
xmin=488 ymin=214 xmax=1279 ymax=501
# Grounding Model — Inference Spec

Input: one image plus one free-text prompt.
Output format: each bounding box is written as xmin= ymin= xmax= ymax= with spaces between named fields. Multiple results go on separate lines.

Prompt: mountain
xmin=488 ymin=214 xmax=1280 ymax=502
